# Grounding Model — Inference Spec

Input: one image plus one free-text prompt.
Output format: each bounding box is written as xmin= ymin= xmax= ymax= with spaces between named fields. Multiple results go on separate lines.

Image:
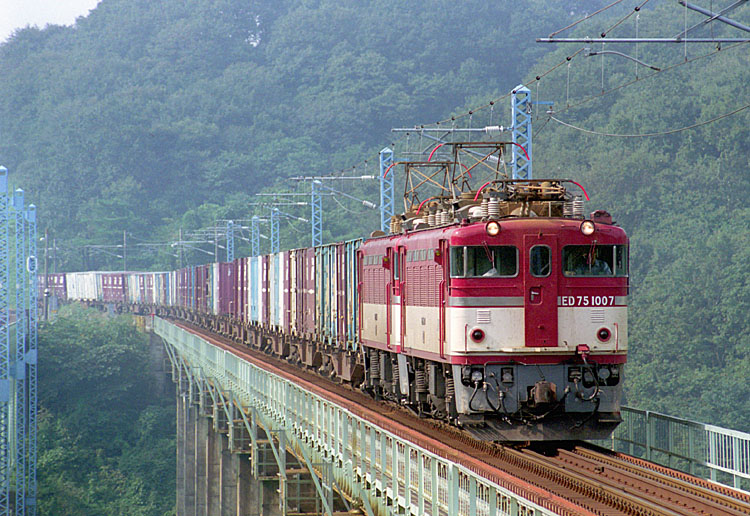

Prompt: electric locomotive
xmin=359 ymin=179 xmax=628 ymax=440
xmin=53 ymin=147 xmax=628 ymax=442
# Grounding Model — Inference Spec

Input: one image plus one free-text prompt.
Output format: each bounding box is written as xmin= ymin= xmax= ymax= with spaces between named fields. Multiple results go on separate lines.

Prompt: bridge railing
xmin=154 ymin=318 xmax=563 ymax=516
xmin=599 ymin=406 xmax=750 ymax=492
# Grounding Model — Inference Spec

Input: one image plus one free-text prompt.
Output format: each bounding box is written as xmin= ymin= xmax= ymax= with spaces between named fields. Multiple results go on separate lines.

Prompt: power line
xmin=549 ymin=102 xmax=750 ymax=137
xmin=548 ymin=0 xmax=629 ymax=38
xmin=558 ymin=40 xmax=749 ymax=114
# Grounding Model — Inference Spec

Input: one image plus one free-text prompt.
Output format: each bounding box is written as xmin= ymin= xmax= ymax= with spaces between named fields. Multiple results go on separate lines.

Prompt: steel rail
xmin=573 ymin=447 xmax=750 ymax=514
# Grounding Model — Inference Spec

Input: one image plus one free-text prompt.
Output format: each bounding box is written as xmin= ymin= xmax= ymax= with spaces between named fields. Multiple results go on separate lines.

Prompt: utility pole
xmin=123 ymin=230 xmax=127 ymax=271
xmin=179 ymin=228 xmax=184 ymax=269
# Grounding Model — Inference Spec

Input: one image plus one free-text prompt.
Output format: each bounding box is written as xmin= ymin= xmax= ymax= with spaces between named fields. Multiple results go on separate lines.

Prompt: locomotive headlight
xmin=501 ymin=367 xmax=514 ymax=384
xmin=486 ymin=221 xmax=501 ymax=236
xmin=470 ymin=328 xmax=485 ymax=343
xmin=580 ymin=220 xmax=596 ymax=236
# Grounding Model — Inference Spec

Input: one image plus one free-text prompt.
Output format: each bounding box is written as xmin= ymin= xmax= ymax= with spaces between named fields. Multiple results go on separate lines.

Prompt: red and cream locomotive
xmin=359 ymin=178 xmax=628 ymax=440
xmin=54 ymin=143 xmax=628 ymax=442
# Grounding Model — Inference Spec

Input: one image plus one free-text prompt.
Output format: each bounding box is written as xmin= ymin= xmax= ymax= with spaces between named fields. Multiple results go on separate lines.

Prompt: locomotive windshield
xmin=450 ymin=246 xmax=517 ymax=277
xmin=562 ymin=245 xmax=628 ymax=277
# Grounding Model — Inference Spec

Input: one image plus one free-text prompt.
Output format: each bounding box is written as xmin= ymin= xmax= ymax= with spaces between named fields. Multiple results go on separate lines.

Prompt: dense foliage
xmin=39 ymin=306 xmax=174 ymax=516
xmin=0 ymin=0 xmax=590 ymax=269
xmin=1 ymin=0 xmax=748 ymax=494
xmin=529 ymin=3 xmax=750 ymax=430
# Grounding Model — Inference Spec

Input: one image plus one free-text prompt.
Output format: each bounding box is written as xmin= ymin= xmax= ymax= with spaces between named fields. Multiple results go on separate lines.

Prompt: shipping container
xmin=40 ymin=273 xmax=67 ymax=301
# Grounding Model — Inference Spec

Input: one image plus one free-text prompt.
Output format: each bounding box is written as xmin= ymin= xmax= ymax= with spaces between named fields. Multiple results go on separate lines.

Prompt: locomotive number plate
xmin=560 ymin=295 xmax=616 ymax=307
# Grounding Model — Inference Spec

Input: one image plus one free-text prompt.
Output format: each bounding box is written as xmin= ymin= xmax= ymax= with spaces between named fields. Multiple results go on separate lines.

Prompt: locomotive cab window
xmin=450 ymin=245 xmax=517 ymax=277
xmin=562 ymin=245 xmax=628 ymax=277
xmin=530 ymin=245 xmax=551 ymax=277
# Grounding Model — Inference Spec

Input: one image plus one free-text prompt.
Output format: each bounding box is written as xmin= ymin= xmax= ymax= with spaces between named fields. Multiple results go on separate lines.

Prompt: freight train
xmin=45 ymin=177 xmax=628 ymax=441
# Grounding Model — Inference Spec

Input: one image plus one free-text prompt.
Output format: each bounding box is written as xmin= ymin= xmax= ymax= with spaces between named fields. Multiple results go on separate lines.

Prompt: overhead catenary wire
xmin=558 ymin=40 xmax=748 ymax=115
xmin=330 ymin=194 xmax=359 ymax=214
xmin=549 ymin=102 xmax=750 ymax=137
xmin=548 ymin=0 xmax=629 ymax=38
xmin=285 ymin=9 xmax=749 ymax=186
xmin=602 ymin=0 xmax=652 ymax=37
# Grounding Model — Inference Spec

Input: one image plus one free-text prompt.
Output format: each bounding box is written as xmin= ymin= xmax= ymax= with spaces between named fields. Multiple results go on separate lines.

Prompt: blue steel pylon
xmin=250 ymin=216 xmax=260 ymax=257
xmin=270 ymin=208 xmax=279 ymax=253
xmin=311 ymin=182 xmax=321 ymax=247
xmin=225 ymin=220 xmax=234 ymax=262
xmin=379 ymin=148 xmax=394 ymax=232
xmin=0 ymin=167 xmax=9 ymax=516
xmin=511 ymin=85 xmax=532 ymax=180
xmin=13 ymin=189 xmax=26 ymax=516
xmin=25 ymin=205 xmax=37 ymax=516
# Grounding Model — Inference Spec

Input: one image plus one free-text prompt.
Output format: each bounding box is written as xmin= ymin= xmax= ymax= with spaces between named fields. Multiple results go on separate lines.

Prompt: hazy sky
xmin=0 ymin=0 xmax=100 ymax=42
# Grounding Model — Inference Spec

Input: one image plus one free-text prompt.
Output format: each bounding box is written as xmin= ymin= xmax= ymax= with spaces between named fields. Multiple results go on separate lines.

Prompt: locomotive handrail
xmin=438 ymin=279 xmax=446 ymax=358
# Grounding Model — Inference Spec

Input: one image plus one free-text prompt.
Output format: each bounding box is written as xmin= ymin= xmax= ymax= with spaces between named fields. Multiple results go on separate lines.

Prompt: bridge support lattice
xmin=155 ymin=317 xmax=559 ymax=516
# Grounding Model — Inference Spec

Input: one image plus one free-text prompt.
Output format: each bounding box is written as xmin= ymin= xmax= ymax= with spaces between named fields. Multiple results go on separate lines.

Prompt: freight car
xmin=56 ymin=177 xmax=628 ymax=441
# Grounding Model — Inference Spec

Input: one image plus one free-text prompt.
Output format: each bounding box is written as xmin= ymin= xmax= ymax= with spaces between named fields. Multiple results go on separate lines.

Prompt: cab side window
xmin=450 ymin=246 xmax=465 ymax=277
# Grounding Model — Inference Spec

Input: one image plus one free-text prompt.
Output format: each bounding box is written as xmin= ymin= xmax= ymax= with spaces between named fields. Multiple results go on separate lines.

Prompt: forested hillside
xmin=0 ymin=0 xmax=582 ymax=268
xmin=39 ymin=306 xmax=174 ymax=515
xmin=1 ymin=0 xmax=749 ymax=434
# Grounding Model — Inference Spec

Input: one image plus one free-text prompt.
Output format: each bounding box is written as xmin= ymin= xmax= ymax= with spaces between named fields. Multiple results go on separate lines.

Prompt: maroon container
xmin=231 ymin=259 xmax=241 ymax=321
xmin=303 ymin=247 xmax=316 ymax=336
xmin=218 ymin=262 xmax=234 ymax=315
xmin=102 ymin=273 xmax=126 ymax=303
xmin=198 ymin=265 xmax=210 ymax=313
xmin=40 ymin=273 xmax=67 ymax=300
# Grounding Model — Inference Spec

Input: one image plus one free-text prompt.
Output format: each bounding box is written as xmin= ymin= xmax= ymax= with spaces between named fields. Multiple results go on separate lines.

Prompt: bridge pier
xmin=220 ymin=434 xmax=238 ymax=516
xmin=206 ymin=419 xmax=221 ymax=515
xmin=175 ymin=367 xmax=291 ymax=515
xmin=196 ymin=415 xmax=208 ymax=516
xmin=176 ymin=387 xmax=184 ymax=516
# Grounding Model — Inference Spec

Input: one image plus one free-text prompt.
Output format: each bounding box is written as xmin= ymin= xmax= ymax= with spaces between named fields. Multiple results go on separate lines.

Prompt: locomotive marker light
xmin=597 ymin=327 xmax=612 ymax=342
xmin=580 ymin=220 xmax=596 ymax=235
xmin=485 ymin=220 xmax=501 ymax=236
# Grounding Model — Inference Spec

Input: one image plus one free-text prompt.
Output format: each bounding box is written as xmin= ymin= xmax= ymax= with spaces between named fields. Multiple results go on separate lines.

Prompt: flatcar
xmin=54 ymin=178 xmax=628 ymax=441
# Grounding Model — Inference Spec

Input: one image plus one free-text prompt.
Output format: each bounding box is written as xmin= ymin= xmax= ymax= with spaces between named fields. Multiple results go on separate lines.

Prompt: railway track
xmin=171 ymin=319 xmax=750 ymax=516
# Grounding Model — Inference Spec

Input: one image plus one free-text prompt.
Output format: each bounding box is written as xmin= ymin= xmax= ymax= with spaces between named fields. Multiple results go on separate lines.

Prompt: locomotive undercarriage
xmin=88 ymin=302 xmax=622 ymax=440
xmin=362 ymin=346 xmax=624 ymax=441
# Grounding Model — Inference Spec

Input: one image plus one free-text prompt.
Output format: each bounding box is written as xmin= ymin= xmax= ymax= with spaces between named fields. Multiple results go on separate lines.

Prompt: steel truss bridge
xmin=153 ymin=317 xmax=750 ymax=516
